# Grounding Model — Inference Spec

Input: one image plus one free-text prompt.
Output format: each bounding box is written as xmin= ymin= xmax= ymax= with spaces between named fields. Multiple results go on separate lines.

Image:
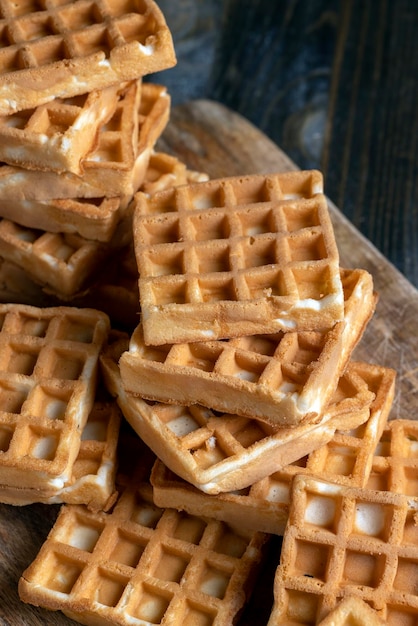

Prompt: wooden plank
xmin=1 ymin=100 xmax=417 ymax=625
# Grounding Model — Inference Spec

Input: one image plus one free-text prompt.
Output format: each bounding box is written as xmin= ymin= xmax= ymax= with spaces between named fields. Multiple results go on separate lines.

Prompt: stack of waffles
xmin=0 ymin=0 xmax=207 ymax=324
xmin=0 ymin=2 xmax=412 ymax=625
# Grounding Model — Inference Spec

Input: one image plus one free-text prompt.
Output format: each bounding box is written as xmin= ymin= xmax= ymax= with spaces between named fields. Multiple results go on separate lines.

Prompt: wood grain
xmin=155 ymin=0 xmax=418 ymax=287
xmin=1 ymin=100 xmax=417 ymax=625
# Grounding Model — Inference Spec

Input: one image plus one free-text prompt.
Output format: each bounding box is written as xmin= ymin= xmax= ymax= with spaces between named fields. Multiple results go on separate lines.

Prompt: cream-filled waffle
xmin=133 ymin=170 xmax=345 ymax=345
xmin=0 ymin=0 xmax=175 ymax=115
xmin=19 ymin=436 xmax=269 ymax=625
xmin=101 ymin=330 xmax=374 ymax=495
xmin=0 ymin=303 xmax=109 ymax=491
xmin=120 ymin=268 xmax=375 ymax=427
xmin=0 ymin=82 xmax=126 ymax=173
xmin=150 ymin=362 xmax=395 ymax=534
xmin=267 ymin=474 xmax=418 ymax=624
xmin=0 ymin=81 xmax=170 ymax=201
xmin=0 ymin=396 xmax=120 ymax=511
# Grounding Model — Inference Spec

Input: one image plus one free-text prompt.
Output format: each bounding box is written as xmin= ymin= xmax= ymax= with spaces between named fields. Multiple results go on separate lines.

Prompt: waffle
xmin=267 ymin=474 xmax=418 ymax=624
xmin=0 ymin=303 xmax=109 ymax=491
xmin=102 ymin=332 xmax=374 ymax=495
xmin=120 ymin=270 xmax=375 ymax=427
xmin=19 ymin=437 xmax=269 ymax=625
xmin=0 ymin=81 xmax=170 ymax=201
xmin=0 ymin=194 xmax=129 ymax=243
xmin=132 ymin=170 xmax=345 ymax=345
xmin=0 ymin=397 xmax=120 ymax=511
xmin=317 ymin=597 xmax=385 ymax=626
xmin=0 ymin=0 xmax=176 ymax=115
xmin=0 ymin=215 xmax=132 ymax=297
xmin=150 ymin=362 xmax=395 ymax=534
xmin=120 ymin=267 xmax=375 ymax=427
xmin=0 ymin=153 xmax=189 ymax=244
xmin=0 ymin=81 xmax=126 ymax=173
xmin=366 ymin=419 xmax=418 ymax=495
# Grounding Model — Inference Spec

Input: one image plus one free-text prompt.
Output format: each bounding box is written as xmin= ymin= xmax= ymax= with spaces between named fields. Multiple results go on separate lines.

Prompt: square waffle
xmin=0 ymin=195 xmax=128 ymax=243
xmin=101 ymin=331 xmax=374 ymax=495
xmin=0 ymin=81 xmax=170 ymax=200
xmin=0 ymin=303 xmax=109 ymax=490
xmin=0 ymin=216 xmax=131 ymax=298
xmin=132 ymin=170 xmax=345 ymax=345
xmin=0 ymin=81 xmax=126 ymax=173
xmin=120 ymin=267 xmax=375 ymax=427
xmin=151 ymin=362 xmax=396 ymax=534
xmin=0 ymin=0 xmax=176 ymax=115
xmin=267 ymin=474 xmax=418 ymax=624
xmin=19 ymin=437 xmax=269 ymax=625
xmin=0 ymin=397 xmax=120 ymax=511
xmin=366 ymin=419 xmax=418 ymax=495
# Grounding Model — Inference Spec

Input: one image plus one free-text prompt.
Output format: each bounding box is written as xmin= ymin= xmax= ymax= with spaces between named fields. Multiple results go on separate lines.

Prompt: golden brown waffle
xmin=0 ymin=217 xmax=131 ymax=297
xmin=133 ymin=170 xmax=345 ymax=345
xmin=0 ymin=398 xmax=120 ymax=510
xmin=0 ymin=82 xmax=126 ymax=173
xmin=120 ymin=267 xmax=375 ymax=427
xmin=267 ymin=474 xmax=418 ymax=624
xmin=0 ymin=0 xmax=176 ymax=115
xmin=366 ymin=419 xmax=418 ymax=494
xmin=151 ymin=362 xmax=395 ymax=534
xmin=0 ymin=303 xmax=109 ymax=490
xmin=0 ymin=195 xmax=129 ymax=242
xmin=101 ymin=331 xmax=374 ymax=495
xmin=19 ymin=437 xmax=269 ymax=625
xmin=317 ymin=597 xmax=385 ymax=626
xmin=0 ymin=81 xmax=170 ymax=200
xmin=0 ymin=153 xmax=189 ymax=243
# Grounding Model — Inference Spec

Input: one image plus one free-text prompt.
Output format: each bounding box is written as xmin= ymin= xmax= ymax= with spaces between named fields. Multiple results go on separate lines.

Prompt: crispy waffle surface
xmin=366 ymin=418 xmax=418 ymax=496
xmin=0 ymin=149 xmax=187 ymax=245
xmin=133 ymin=170 xmax=345 ymax=345
xmin=0 ymin=303 xmax=109 ymax=491
xmin=120 ymin=268 xmax=376 ymax=427
xmin=0 ymin=81 xmax=170 ymax=201
xmin=18 ymin=436 xmax=269 ymax=626
xmin=267 ymin=474 xmax=418 ymax=624
xmin=0 ymin=81 xmax=126 ymax=173
xmin=0 ymin=396 xmax=120 ymax=511
xmin=0 ymin=214 xmax=132 ymax=298
xmin=0 ymin=0 xmax=176 ymax=115
xmin=101 ymin=332 xmax=375 ymax=496
xmin=150 ymin=362 xmax=396 ymax=535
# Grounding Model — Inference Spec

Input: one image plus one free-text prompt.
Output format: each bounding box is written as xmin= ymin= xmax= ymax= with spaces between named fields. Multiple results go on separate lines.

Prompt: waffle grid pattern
xmin=121 ymin=267 xmax=374 ymax=426
xmin=133 ymin=171 xmax=345 ymax=344
xmin=102 ymin=334 xmax=374 ymax=494
xmin=367 ymin=419 xmax=418 ymax=495
xmin=0 ymin=218 xmax=116 ymax=296
xmin=0 ymin=0 xmax=175 ymax=114
xmin=0 ymin=81 xmax=170 ymax=200
xmin=0 ymin=195 xmax=124 ymax=242
xmin=19 ymin=454 xmax=268 ymax=624
xmin=0 ymin=304 xmax=109 ymax=488
xmin=0 ymin=397 xmax=120 ymax=508
xmin=0 ymin=82 xmax=123 ymax=173
xmin=269 ymin=475 xmax=418 ymax=624
xmin=150 ymin=363 xmax=396 ymax=535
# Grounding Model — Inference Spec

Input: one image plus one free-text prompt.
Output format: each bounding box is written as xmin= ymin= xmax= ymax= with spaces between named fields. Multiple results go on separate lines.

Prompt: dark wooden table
xmin=150 ymin=0 xmax=418 ymax=288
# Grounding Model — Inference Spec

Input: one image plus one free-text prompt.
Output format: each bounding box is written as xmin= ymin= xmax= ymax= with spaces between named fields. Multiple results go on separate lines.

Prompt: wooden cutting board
xmin=1 ymin=100 xmax=417 ymax=625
